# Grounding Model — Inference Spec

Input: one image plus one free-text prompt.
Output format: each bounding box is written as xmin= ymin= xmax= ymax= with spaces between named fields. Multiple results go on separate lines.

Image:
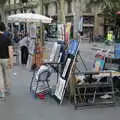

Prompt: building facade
xmin=43 ymin=0 xmax=104 ymax=38
xmin=4 ymin=0 xmax=42 ymax=32
xmin=5 ymin=0 xmax=42 ymax=22
xmin=3 ymin=0 xmax=104 ymax=38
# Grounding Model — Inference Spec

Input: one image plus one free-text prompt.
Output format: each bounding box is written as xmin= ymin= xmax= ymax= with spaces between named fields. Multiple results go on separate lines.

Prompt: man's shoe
xmin=5 ymin=88 xmax=11 ymax=96
xmin=0 ymin=91 xmax=5 ymax=98
xmin=100 ymin=94 xmax=112 ymax=99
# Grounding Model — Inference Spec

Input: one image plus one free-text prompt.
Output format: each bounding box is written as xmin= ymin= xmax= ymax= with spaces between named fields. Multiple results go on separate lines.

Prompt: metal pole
xmin=42 ymin=0 xmax=43 ymax=14
xmin=42 ymin=0 xmax=44 ymax=46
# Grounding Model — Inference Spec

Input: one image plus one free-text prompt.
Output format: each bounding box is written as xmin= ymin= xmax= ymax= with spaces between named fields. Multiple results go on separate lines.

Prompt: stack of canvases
xmin=31 ymin=41 xmax=59 ymax=68
xmin=54 ymin=40 xmax=79 ymax=104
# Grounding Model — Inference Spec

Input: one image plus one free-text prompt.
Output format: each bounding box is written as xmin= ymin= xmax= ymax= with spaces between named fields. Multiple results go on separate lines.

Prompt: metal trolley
xmin=73 ymin=71 xmax=116 ymax=110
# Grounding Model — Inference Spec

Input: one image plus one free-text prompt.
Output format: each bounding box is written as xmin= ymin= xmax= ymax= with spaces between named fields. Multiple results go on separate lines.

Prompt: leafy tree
xmin=88 ymin=0 xmax=120 ymax=41
xmin=88 ymin=0 xmax=120 ymax=24
xmin=0 ymin=0 xmax=7 ymax=4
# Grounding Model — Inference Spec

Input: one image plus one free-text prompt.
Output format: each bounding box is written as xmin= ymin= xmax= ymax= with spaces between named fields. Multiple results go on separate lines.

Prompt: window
xmin=0 ymin=15 xmax=1 ymax=22
xmin=20 ymin=0 xmax=28 ymax=3
xmin=85 ymin=7 xmax=92 ymax=13
xmin=21 ymin=9 xmax=23 ymax=13
xmin=24 ymin=9 xmax=27 ymax=13
xmin=83 ymin=16 xmax=94 ymax=24
xmin=14 ymin=10 xmax=17 ymax=14
xmin=8 ymin=11 xmax=11 ymax=15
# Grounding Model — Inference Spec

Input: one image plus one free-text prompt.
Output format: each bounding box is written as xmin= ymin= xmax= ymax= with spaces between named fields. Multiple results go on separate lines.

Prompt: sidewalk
xmin=0 ymin=45 xmax=120 ymax=120
xmin=47 ymin=38 xmax=115 ymax=53
xmin=91 ymin=42 xmax=114 ymax=53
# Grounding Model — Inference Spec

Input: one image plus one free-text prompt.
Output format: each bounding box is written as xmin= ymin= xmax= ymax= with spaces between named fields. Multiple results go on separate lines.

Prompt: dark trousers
xmin=21 ymin=46 xmax=29 ymax=65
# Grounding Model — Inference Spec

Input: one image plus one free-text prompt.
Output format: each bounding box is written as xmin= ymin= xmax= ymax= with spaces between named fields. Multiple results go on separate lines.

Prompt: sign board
xmin=78 ymin=16 xmax=83 ymax=32
xmin=65 ymin=23 xmax=71 ymax=45
xmin=57 ymin=24 xmax=65 ymax=41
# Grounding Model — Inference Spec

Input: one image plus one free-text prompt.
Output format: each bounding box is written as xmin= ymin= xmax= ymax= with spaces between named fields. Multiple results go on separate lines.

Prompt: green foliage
xmin=88 ymin=0 xmax=120 ymax=25
xmin=88 ymin=0 xmax=120 ymax=16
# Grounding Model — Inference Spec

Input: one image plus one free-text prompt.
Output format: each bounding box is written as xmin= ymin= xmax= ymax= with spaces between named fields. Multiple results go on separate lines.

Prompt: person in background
xmin=44 ymin=29 xmax=48 ymax=41
xmin=89 ymin=31 xmax=93 ymax=43
xmin=13 ymin=30 xmax=20 ymax=43
xmin=105 ymin=30 xmax=113 ymax=45
xmin=0 ymin=22 xmax=13 ymax=98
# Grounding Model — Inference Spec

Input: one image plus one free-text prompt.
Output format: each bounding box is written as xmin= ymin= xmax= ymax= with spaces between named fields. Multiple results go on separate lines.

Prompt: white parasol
xmin=8 ymin=13 xmax=52 ymax=23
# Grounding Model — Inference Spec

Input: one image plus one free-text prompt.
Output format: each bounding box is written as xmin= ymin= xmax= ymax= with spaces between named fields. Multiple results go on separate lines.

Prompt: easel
xmin=54 ymin=39 xmax=88 ymax=104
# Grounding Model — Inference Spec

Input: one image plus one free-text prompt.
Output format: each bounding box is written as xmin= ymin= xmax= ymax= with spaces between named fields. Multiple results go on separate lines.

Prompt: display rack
xmin=73 ymin=72 xmax=116 ymax=109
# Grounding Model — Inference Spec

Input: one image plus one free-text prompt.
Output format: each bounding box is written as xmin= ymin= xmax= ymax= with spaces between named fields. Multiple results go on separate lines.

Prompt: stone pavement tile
xmin=0 ymin=52 xmax=120 ymax=120
xmin=91 ymin=43 xmax=114 ymax=53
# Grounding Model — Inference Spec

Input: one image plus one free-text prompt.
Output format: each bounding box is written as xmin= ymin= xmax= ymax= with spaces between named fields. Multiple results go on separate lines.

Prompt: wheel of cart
xmin=30 ymin=65 xmax=51 ymax=98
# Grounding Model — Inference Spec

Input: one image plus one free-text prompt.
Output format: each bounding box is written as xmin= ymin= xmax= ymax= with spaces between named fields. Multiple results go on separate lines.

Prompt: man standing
xmin=89 ymin=31 xmax=93 ymax=43
xmin=105 ymin=31 xmax=113 ymax=45
xmin=0 ymin=22 xmax=13 ymax=98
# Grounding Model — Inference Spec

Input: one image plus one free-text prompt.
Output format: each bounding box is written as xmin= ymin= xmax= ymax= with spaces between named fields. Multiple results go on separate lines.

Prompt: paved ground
xmin=0 ymin=42 xmax=120 ymax=120
xmin=78 ymin=41 xmax=115 ymax=71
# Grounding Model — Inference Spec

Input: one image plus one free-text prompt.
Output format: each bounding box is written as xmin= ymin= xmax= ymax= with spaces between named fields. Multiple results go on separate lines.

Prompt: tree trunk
xmin=57 ymin=0 xmax=65 ymax=24
xmin=73 ymin=0 xmax=82 ymax=39
xmin=0 ymin=4 xmax=5 ymax=22
xmin=0 ymin=0 xmax=7 ymax=21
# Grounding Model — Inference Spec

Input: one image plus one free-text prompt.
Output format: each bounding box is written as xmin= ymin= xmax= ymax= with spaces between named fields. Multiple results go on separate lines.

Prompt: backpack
xmin=0 ymin=31 xmax=10 ymax=40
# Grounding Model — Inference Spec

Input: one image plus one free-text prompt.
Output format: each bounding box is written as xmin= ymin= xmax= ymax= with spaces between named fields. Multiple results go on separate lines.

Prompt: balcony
xmin=44 ymin=0 xmax=56 ymax=4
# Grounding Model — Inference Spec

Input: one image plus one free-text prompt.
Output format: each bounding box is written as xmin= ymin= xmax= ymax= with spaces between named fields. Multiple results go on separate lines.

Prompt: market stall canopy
xmin=8 ymin=13 xmax=52 ymax=23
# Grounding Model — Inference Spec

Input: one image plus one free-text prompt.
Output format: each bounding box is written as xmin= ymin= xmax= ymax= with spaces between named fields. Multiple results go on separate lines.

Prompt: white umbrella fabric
xmin=8 ymin=13 xmax=52 ymax=23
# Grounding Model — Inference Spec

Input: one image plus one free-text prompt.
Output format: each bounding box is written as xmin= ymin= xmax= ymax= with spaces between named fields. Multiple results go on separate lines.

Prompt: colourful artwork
xmin=94 ymin=59 xmax=105 ymax=72
xmin=65 ymin=23 xmax=71 ymax=45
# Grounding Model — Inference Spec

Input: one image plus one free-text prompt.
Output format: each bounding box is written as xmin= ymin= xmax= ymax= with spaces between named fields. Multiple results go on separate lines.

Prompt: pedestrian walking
xmin=0 ymin=22 xmax=13 ymax=98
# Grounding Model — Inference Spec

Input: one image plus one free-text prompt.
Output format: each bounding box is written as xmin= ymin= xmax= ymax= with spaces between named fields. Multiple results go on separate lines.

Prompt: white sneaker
xmin=100 ymin=94 xmax=112 ymax=99
xmin=0 ymin=91 xmax=5 ymax=98
xmin=5 ymin=88 xmax=11 ymax=96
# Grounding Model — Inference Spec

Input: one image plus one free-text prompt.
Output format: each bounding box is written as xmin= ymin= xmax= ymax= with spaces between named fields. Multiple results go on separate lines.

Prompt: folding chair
xmin=30 ymin=65 xmax=51 ymax=97
xmin=30 ymin=42 xmax=65 ymax=97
